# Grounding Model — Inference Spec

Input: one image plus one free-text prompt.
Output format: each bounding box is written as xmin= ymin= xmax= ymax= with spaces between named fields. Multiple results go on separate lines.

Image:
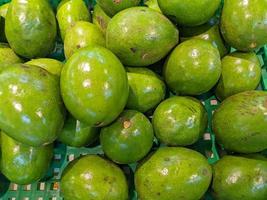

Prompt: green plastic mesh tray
xmin=0 ymin=0 xmax=267 ymax=199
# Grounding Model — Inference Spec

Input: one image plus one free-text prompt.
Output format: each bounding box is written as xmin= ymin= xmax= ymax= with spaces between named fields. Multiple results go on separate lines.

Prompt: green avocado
xmin=64 ymin=21 xmax=105 ymax=59
xmin=96 ymin=0 xmax=141 ymax=17
xmin=135 ymin=147 xmax=212 ymax=200
xmin=163 ymin=39 xmax=221 ymax=95
xmin=56 ymin=0 xmax=91 ymax=41
xmin=61 ymin=155 xmax=128 ymax=200
xmin=0 ymin=43 xmax=22 ymax=66
xmin=25 ymin=58 xmax=63 ymax=76
xmin=230 ymin=51 xmax=261 ymax=67
xmin=106 ymin=7 xmax=179 ymax=67
xmin=213 ymin=91 xmax=267 ymax=153
xmin=144 ymin=0 xmax=161 ymax=13
xmin=0 ymin=3 xmax=9 ymax=42
xmin=0 ymin=64 xmax=65 ymax=146
xmin=5 ymin=0 xmax=57 ymax=58
xmin=215 ymin=54 xmax=262 ymax=100
xmin=158 ymin=0 xmax=220 ymax=26
xmin=100 ymin=110 xmax=154 ymax=164
xmin=0 ymin=132 xmax=53 ymax=185
xmin=221 ymin=0 xmax=267 ymax=51
xmin=126 ymin=67 xmax=166 ymax=113
xmin=152 ymin=96 xmax=208 ymax=146
xmin=58 ymin=114 xmax=99 ymax=147
xmin=60 ymin=46 xmax=129 ymax=127
xmin=212 ymin=155 xmax=267 ymax=200
xmin=92 ymin=4 xmax=111 ymax=35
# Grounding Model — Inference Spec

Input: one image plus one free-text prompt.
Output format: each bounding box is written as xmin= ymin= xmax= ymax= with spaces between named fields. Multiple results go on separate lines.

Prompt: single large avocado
xmin=153 ymin=96 xmax=208 ymax=146
xmin=126 ymin=67 xmax=166 ymax=113
xmin=135 ymin=147 xmax=212 ymax=200
xmin=163 ymin=39 xmax=221 ymax=95
xmin=100 ymin=110 xmax=154 ymax=164
xmin=92 ymin=4 xmax=111 ymax=35
xmin=0 ymin=64 xmax=65 ymax=146
xmin=58 ymin=114 xmax=99 ymax=147
xmin=158 ymin=0 xmax=220 ymax=26
xmin=61 ymin=155 xmax=128 ymax=200
xmin=215 ymin=53 xmax=261 ymax=100
xmin=57 ymin=0 xmax=91 ymax=40
xmin=61 ymin=46 xmax=129 ymax=127
xmin=106 ymin=7 xmax=179 ymax=66
xmin=221 ymin=0 xmax=267 ymax=51
xmin=0 ymin=132 xmax=53 ymax=185
xmin=0 ymin=3 xmax=9 ymax=42
xmin=212 ymin=155 xmax=267 ymax=200
xmin=96 ymin=0 xmax=141 ymax=17
xmin=5 ymin=0 xmax=57 ymax=58
xmin=213 ymin=91 xmax=267 ymax=153
xmin=64 ymin=21 xmax=105 ymax=59
xmin=0 ymin=43 xmax=22 ymax=65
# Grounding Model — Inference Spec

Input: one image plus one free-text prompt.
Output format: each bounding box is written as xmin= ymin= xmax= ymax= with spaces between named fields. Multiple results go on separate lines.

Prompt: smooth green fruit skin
xmin=135 ymin=147 xmax=212 ymax=200
xmin=153 ymin=96 xmax=208 ymax=146
xmin=144 ymin=0 xmax=162 ymax=13
xmin=230 ymin=51 xmax=261 ymax=67
xmin=0 ymin=43 xmax=22 ymax=65
xmin=164 ymin=39 xmax=221 ymax=95
xmin=215 ymin=55 xmax=261 ymax=100
xmin=213 ymin=91 xmax=267 ymax=153
xmin=126 ymin=67 xmax=166 ymax=113
xmin=212 ymin=156 xmax=267 ymax=200
xmin=96 ymin=0 xmax=141 ymax=17
xmin=25 ymin=58 xmax=63 ymax=76
xmin=158 ymin=0 xmax=220 ymax=26
xmin=100 ymin=110 xmax=154 ymax=164
xmin=64 ymin=21 xmax=105 ymax=59
xmin=0 ymin=3 xmax=9 ymax=42
xmin=5 ymin=0 xmax=57 ymax=59
xmin=106 ymin=7 xmax=179 ymax=67
xmin=1 ymin=132 xmax=53 ymax=185
xmin=0 ymin=64 xmax=65 ymax=146
xmin=61 ymin=46 xmax=129 ymax=127
xmin=58 ymin=114 xmax=99 ymax=147
xmin=61 ymin=155 xmax=128 ymax=200
xmin=221 ymin=0 xmax=267 ymax=51
xmin=92 ymin=4 xmax=111 ymax=35
xmin=57 ymin=0 xmax=91 ymax=40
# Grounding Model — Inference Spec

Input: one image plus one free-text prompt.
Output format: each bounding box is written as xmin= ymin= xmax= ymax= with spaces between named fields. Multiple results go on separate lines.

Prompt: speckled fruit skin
xmin=56 ymin=0 xmax=91 ymax=40
xmin=92 ymin=4 xmax=111 ymax=35
xmin=152 ymin=96 xmax=208 ymax=146
xmin=5 ymin=0 xmax=57 ymax=59
xmin=135 ymin=147 xmax=212 ymax=200
xmin=61 ymin=155 xmax=128 ymax=200
xmin=58 ymin=114 xmax=99 ymax=147
xmin=0 ymin=43 xmax=22 ymax=65
xmin=1 ymin=132 xmax=53 ymax=185
xmin=0 ymin=64 xmax=65 ymax=146
xmin=100 ymin=110 xmax=154 ymax=164
xmin=60 ymin=46 xmax=129 ymax=127
xmin=64 ymin=21 xmax=105 ymax=59
xmin=213 ymin=91 xmax=267 ymax=153
xmin=163 ymin=39 xmax=221 ymax=95
xmin=221 ymin=0 xmax=267 ymax=51
xmin=212 ymin=155 xmax=267 ymax=200
xmin=158 ymin=0 xmax=220 ymax=26
xmin=96 ymin=0 xmax=141 ymax=17
xmin=106 ymin=7 xmax=179 ymax=67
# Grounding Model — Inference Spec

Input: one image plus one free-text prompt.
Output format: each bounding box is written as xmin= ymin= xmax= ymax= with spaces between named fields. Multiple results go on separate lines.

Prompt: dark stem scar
xmin=130 ymin=47 xmax=137 ymax=53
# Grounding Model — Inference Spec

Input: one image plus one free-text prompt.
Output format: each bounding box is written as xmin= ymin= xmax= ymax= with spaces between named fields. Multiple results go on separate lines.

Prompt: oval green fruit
xmin=61 ymin=46 xmax=129 ymax=127
xmin=158 ymin=0 xmax=220 ymax=26
xmin=64 ymin=21 xmax=105 ymax=59
xmin=212 ymin=155 xmax=267 ymax=200
xmin=213 ymin=91 xmax=267 ymax=153
xmin=5 ymin=0 xmax=57 ymax=58
xmin=153 ymin=96 xmax=208 ymax=146
xmin=106 ymin=7 xmax=179 ymax=66
xmin=164 ymin=39 xmax=221 ymax=95
xmin=230 ymin=51 xmax=261 ymax=67
xmin=1 ymin=132 xmax=53 ymax=185
xmin=0 ymin=43 xmax=22 ymax=66
xmin=100 ymin=110 xmax=154 ymax=164
xmin=58 ymin=114 xmax=99 ymax=147
xmin=61 ymin=155 xmax=128 ymax=200
xmin=135 ymin=147 xmax=212 ymax=200
xmin=92 ymin=4 xmax=111 ymax=35
xmin=221 ymin=0 xmax=267 ymax=51
xmin=0 ymin=64 xmax=65 ymax=146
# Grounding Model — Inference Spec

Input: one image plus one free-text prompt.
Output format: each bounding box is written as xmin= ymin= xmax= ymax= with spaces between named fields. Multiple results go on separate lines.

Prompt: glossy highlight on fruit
xmin=0 ymin=43 xmax=22 ymax=65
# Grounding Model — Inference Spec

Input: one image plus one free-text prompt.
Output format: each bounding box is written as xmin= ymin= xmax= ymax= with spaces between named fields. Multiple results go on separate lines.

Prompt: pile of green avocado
xmin=0 ymin=0 xmax=266 ymax=199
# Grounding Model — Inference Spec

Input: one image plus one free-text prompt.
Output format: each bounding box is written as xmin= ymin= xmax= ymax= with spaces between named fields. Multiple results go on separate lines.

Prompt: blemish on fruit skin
xmin=130 ymin=47 xmax=137 ymax=53
xmin=123 ymin=120 xmax=131 ymax=129
xmin=113 ymin=0 xmax=121 ymax=4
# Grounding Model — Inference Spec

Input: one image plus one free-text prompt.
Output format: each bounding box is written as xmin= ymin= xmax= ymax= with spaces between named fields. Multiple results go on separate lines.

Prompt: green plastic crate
xmin=0 ymin=0 xmax=266 ymax=199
